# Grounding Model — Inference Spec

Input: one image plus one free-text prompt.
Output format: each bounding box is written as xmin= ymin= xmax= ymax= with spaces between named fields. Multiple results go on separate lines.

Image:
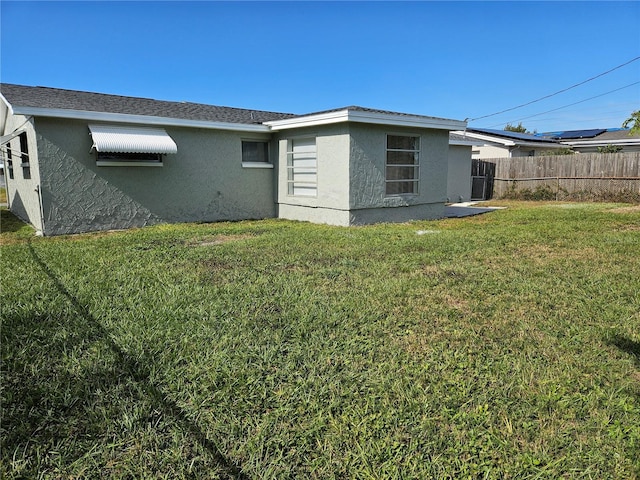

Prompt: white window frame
xmin=287 ymin=137 xmax=317 ymax=197
xmin=241 ymin=139 xmax=273 ymax=169
xmin=385 ymin=134 xmax=420 ymax=196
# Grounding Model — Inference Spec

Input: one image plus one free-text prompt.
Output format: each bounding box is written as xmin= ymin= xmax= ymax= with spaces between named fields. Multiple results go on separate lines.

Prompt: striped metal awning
xmin=89 ymin=124 xmax=177 ymax=154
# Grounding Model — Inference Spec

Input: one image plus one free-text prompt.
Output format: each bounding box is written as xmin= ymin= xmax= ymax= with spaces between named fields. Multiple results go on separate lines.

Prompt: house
xmin=542 ymin=128 xmax=640 ymax=153
xmin=0 ymin=84 xmax=466 ymax=235
xmin=453 ymin=127 xmax=566 ymax=159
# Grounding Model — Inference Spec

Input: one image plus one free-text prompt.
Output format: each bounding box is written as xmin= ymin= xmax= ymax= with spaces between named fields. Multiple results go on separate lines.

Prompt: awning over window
xmin=89 ymin=124 xmax=177 ymax=154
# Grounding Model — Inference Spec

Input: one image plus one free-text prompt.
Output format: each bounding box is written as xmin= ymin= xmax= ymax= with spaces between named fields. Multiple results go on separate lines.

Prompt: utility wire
xmin=484 ymin=81 xmax=640 ymax=128
xmin=470 ymin=56 xmax=640 ymax=122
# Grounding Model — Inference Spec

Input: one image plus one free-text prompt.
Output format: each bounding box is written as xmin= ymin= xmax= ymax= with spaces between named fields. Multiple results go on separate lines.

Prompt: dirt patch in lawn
xmin=609 ymin=205 xmax=640 ymax=214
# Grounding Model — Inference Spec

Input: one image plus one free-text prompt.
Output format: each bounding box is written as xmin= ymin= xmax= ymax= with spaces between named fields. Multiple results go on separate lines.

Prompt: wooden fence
xmin=478 ymin=152 xmax=640 ymax=201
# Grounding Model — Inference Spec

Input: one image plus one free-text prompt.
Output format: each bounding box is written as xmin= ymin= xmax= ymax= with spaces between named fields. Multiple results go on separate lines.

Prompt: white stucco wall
xmin=2 ymin=113 xmax=44 ymax=233
xmin=33 ymin=118 xmax=276 ymax=235
xmin=447 ymin=144 xmax=472 ymax=203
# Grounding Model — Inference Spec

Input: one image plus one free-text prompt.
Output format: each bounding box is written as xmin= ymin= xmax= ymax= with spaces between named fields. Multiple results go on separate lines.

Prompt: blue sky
xmin=1 ymin=1 xmax=639 ymax=132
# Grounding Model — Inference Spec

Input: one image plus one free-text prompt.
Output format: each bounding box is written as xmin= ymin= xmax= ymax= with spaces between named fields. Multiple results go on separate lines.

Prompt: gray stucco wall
xmin=275 ymin=122 xmax=450 ymax=226
xmin=275 ymin=124 xmax=351 ymax=225
xmin=347 ymin=123 xmax=449 ymax=223
xmin=2 ymin=114 xmax=44 ymax=233
xmin=447 ymin=144 xmax=472 ymax=203
xmin=34 ymin=118 xmax=276 ymax=235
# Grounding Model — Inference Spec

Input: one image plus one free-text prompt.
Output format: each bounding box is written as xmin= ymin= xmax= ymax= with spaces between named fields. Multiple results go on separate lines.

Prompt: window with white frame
xmin=287 ymin=137 xmax=317 ymax=197
xmin=241 ymin=140 xmax=270 ymax=166
xmin=386 ymin=134 xmax=420 ymax=195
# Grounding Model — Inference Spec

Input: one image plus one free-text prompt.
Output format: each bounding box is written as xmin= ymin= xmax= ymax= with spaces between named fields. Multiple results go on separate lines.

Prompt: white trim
xmin=11 ymin=106 xmax=272 ymax=133
xmin=561 ymin=139 xmax=640 ymax=147
xmin=0 ymin=93 xmax=13 ymax=115
xmin=266 ymin=109 xmax=466 ymax=131
xmin=242 ymin=162 xmax=274 ymax=169
xmin=452 ymin=130 xmax=561 ymax=149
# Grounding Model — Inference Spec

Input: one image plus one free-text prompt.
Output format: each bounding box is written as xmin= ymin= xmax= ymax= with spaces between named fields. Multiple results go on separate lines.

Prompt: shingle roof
xmin=289 ymin=104 xmax=457 ymax=123
xmin=0 ymin=83 xmax=297 ymax=124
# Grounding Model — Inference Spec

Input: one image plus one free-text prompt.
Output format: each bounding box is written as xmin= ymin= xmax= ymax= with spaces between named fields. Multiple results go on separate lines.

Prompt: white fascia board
xmin=453 ymin=130 xmax=561 ymax=149
xmin=11 ymin=106 xmax=271 ymax=133
xmin=562 ymin=139 xmax=640 ymax=147
xmin=0 ymin=93 xmax=13 ymax=114
xmin=452 ymin=130 xmax=515 ymax=147
xmin=266 ymin=110 xmax=466 ymax=131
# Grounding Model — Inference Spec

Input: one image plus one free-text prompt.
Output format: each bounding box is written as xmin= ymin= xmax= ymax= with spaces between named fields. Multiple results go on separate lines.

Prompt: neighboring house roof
xmin=0 ymin=83 xmax=467 ymax=133
xmin=451 ymin=128 xmax=562 ymax=149
xmin=539 ymin=128 xmax=640 ymax=149
xmin=449 ymin=132 xmax=483 ymax=146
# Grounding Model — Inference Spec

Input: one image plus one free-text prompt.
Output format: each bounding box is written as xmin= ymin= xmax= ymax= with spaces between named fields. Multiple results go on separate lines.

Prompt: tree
xmin=622 ymin=110 xmax=640 ymax=135
xmin=504 ymin=122 xmax=529 ymax=133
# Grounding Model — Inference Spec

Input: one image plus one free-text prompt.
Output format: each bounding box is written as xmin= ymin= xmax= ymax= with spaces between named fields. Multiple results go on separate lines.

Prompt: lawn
xmin=1 ymin=202 xmax=639 ymax=479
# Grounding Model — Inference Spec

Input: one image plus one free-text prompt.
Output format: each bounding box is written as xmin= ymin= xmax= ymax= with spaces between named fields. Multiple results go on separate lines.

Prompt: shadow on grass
xmin=0 ymin=241 xmax=247 ymax=478
xmin=609 ymin=335 xmax=640 ymax=367
xmin=0 ymin=208 xmax=30 ymax=234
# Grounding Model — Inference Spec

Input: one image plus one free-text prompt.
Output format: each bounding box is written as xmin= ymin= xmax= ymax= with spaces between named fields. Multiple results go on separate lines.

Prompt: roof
xmin=454 ymin=128 xmax=563 ymax=149
xmin=466 ymin=127 xmax=556 ymax=143
xmin=545 ymin=129 xmax=607 ymax=140
xmin=0 ymin=83 xmax=296 ymax=125
xmin=449 ymin=133 xmax=484 ymax=146
xmin=0 ymin=83 xmax=466 ymax=132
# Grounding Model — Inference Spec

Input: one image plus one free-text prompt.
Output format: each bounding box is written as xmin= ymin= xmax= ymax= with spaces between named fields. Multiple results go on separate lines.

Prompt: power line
xmin=470 ymin=56 xmax=640 ymax=122
xmin=484 ymin=81 xmax=640 ymax=128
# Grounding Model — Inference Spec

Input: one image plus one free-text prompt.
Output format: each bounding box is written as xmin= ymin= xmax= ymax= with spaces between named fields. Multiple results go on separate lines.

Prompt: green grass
xmin=2 ymin=201 xmax=639 ymax=479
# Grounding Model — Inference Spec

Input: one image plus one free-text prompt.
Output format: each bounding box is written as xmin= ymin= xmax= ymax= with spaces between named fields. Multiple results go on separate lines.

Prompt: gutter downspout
xmin=35 ymin=184 xmax=45 ymax=236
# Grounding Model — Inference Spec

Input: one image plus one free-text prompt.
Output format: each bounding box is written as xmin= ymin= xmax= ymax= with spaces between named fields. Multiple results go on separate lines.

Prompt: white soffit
xmin=89 ymin=124 xmax=177 ymax=154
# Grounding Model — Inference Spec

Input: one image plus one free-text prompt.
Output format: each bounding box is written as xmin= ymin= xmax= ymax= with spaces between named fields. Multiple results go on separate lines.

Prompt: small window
xmin=96 ymin=152 xmax=163 ymax=167
xmin=242 ymin=141 xmax=270 ymax=164
xmin=19 ymin=133 xmax=31 ymax=178
xmin=386 ymin=134 xmax=420 ymax=195
xmin=5 ymin=144 xmax=14 ymax=179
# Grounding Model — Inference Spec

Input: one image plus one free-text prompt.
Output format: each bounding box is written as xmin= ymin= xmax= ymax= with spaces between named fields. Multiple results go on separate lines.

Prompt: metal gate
xmin=471 ymin=160 xmax=496 ymax=200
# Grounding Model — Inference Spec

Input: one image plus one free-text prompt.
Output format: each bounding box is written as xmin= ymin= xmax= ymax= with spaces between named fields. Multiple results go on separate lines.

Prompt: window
xmin=287 ymin=137 xmax=317 ymax=197
xmin=96 ymin=152 xmax=163 ymax=166
xmin=242 ymin=140 xmax=271 ymax=167
xmin=5 ymin=143 xmax=14 ymax=179
xmin=19 ymin=133 xmax=30 ymax=178
xmin=386 ymin=134 xmax=419 ymax=195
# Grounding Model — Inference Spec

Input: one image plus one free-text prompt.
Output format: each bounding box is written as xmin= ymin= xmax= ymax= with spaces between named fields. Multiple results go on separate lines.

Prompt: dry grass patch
xmin=609 ymin=205 xmax=640 ymax=214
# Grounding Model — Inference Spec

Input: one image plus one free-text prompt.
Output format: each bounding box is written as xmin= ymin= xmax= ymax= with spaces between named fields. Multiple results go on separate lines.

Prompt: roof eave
xmin=265 ymin=109 xmax=466 ymax=131
xmin=11 ymin=106 xmax=272 ymax=133
xmin=562 ymin=139 xmax=640 ymax=146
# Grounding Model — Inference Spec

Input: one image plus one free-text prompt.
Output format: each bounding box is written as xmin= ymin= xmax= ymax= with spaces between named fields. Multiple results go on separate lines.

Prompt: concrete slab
xmin=444 ymin=202 xmax=506 ymax=218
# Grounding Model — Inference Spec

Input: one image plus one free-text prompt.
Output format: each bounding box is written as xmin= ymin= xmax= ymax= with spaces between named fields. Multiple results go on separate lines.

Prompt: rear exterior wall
xmin=34 ymin=117 xmax=276 ymax=235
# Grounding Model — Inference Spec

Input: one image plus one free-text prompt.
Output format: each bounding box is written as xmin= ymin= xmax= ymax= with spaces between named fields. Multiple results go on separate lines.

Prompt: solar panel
xmin=551 ymin=129 xmax=606 ymax=140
